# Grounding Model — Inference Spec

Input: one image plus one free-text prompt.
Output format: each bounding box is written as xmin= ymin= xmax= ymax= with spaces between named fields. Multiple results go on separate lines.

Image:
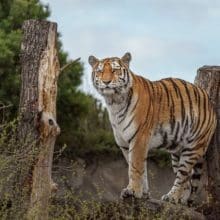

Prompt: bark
xmin=19 ymin=20 xmax=60 ymax=220
xmin=195 ymin=66 xmax=220 ymax=204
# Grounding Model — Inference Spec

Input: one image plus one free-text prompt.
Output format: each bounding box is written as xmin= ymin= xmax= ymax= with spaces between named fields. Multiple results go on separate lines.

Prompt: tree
xmin=0 ymin=0 xmax=83 ymax=121
xmin=195 ymin=66 xmax=220 ymax=219
xmin=19 ymin=19 xmax=61 ymax=220
xmin=0 ymin=0 xmax=50 ymax=118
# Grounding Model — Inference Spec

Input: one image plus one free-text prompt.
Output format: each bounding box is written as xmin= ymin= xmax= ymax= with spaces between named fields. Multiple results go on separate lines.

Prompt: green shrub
xmin=0 ymin=119 xmax=38 ymax=219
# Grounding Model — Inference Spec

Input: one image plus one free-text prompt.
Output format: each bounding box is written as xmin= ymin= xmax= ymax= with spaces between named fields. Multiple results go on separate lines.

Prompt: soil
xmin=52 ymin=156 xmax=175 ymax=201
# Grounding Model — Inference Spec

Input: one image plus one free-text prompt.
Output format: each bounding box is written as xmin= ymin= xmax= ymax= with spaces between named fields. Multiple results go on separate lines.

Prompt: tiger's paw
xmin=161 ymin=193 xmax=180 ymax=204
xmin=120 ymin=188 xmax=134 ymax=199
xmin=120 ymin=187 xmax=143 ymax=199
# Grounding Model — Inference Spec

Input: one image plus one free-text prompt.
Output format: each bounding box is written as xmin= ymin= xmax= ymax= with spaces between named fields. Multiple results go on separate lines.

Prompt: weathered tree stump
xmin=195 ymin=66 xmax=220 ymax=218
xmin=19 ymin=20 xmax=60 ymax=220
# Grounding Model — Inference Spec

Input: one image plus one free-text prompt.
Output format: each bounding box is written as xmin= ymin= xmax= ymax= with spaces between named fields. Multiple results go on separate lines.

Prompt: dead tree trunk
xmin=195 ymin=66 xmax=220 ymax=207
xmin=19 ymin=20 xmax=60 ymax=220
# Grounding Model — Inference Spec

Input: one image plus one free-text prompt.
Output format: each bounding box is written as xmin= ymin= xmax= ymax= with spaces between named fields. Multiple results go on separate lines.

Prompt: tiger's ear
xmin=121 ymin=52 xmax=131 ymax=66
xmin=88 ymin=55 xmax=99 ymax=67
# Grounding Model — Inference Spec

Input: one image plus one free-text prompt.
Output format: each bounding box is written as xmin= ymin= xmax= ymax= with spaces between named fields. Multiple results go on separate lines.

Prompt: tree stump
xmin=195 ymin=66 xmax=220 ymax=217
xmin=19 ymin=20 xmax=60 ymax=220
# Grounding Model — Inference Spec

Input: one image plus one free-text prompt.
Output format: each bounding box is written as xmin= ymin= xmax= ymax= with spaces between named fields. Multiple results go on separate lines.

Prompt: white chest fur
xmin=105 ymin=95 xmax=138 ymax=147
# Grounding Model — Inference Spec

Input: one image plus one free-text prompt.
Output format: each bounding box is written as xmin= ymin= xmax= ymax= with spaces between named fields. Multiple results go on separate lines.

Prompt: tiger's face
xmin=88 ymin=52 xmax=132 ymax=96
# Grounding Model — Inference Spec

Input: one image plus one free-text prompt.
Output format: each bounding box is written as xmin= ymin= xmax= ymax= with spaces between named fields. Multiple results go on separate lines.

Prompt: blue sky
xmin=41 ymin=0 xmax=220 ymax=97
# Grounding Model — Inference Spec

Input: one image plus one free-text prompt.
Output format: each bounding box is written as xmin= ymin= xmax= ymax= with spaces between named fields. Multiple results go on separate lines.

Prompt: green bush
xmin=0 ymin=119 xmax=39 ymax=219
xmin=56 ymin=94 xmax=118 ymax=158
xmin=148 ymin=149 xmax=171 ymax=168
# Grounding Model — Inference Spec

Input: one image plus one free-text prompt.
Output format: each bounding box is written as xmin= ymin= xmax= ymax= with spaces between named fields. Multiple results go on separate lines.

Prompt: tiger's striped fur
xmin=88 ymin=52 xmax=217 ymax=204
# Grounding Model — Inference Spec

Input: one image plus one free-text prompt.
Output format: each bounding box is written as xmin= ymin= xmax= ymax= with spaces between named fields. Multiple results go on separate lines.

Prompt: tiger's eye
xmin=96 ymin=70 xmax=102 ymax=75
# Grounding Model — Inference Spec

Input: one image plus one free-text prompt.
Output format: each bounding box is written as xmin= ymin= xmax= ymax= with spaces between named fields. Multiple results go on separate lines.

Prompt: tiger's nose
xmin=103 ymin=80 xmax=111 ymax=85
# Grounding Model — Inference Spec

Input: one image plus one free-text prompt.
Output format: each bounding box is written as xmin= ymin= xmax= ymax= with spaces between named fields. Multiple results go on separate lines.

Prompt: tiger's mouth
xmin=95 ymin=82 xmax=127 ymax=95
xmin=99 ymin=86 xmax=126 ymax=95
xmin=100 ymin=87 xmax=116 ymax=95
xmin=95 ymin=83 xmax=115 ymax=90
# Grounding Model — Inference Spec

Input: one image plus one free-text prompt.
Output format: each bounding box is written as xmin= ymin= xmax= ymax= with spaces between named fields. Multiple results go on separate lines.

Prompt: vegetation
xmin=0 ymin=119 xmax=38 ymax=218
xmin=0 ymin=0 xmax=49 ymax=119
xmin=148 ymin=149 xmax=171 ymax=168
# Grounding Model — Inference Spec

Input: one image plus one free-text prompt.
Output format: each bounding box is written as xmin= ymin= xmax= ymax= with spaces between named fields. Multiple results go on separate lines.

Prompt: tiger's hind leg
xmin=170 ymin=153 xmax=191 ymax=204
xmin=162 ymin=144 xmax=204 ymax=204
xmin=171 ymin=153 xmax=180 ymax=176
xmin=188 ymin=157 xmax=205 ymax=206
xmin=179 ymin=181 xmax=191 ymax=204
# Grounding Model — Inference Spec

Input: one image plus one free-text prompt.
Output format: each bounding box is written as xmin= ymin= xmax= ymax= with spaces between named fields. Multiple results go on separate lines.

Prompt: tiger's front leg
xmin=120 ymin=137 xmax=149 ymax=199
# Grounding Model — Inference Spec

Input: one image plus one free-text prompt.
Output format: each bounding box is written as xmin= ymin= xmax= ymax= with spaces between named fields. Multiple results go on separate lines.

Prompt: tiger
xmin=88 ymin=52 xmax=217 ymax=204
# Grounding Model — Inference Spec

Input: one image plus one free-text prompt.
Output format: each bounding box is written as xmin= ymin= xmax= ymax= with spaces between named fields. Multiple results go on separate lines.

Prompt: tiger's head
xmin=88 ymin=52 xmax=133 ymax=96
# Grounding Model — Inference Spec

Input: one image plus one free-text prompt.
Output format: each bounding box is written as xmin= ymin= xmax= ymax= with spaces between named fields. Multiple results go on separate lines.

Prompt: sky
xmin=41 ymin=0 xmax=220 ymax=98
